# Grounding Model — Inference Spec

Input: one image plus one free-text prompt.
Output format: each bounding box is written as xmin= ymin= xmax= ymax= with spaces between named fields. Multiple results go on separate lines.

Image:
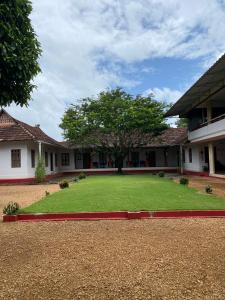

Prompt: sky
xmin=6 ymin=0 xmax=225 ymax=140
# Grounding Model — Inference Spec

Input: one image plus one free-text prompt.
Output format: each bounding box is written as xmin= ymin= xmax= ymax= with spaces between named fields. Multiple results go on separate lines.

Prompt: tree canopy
xmin=0 ymin=0 xmax=41 ymax=107
xmin=60 ymin=88 xmax=169 ymax=173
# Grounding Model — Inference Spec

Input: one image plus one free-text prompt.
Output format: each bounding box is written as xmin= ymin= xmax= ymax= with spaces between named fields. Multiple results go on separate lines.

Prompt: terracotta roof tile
xmin=0 ymin=109 xmax=64 ymax=148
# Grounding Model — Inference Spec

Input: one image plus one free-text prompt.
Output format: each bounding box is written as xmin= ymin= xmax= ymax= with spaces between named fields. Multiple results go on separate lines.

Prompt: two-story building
xmin=166 ymin=53 xmax=225 ymax=178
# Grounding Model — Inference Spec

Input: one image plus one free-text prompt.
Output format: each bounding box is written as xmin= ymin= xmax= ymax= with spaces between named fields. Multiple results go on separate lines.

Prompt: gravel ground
xmin=0 ymin=184 xmax=59 ymax=212
xmin=1 ymin=218 xmax=225 ymax=299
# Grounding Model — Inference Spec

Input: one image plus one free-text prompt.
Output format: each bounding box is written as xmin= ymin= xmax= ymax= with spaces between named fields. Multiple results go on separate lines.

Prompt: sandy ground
xmin=1 ymin=218 xmax=225 ymax=299
xmin=174 ymin=175 xmax=225 ymax=198
xmin=0 ymin=184 xmax=59 ymax=212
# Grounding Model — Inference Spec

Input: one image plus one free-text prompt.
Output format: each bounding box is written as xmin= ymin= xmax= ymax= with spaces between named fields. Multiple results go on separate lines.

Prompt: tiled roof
xmin=63 ymin=128 xmax=187 ymax=148
xmin=0 ymin=109 xmax=64 ymax=147
xmin=146 ymin=128 xmax=187 ymax=147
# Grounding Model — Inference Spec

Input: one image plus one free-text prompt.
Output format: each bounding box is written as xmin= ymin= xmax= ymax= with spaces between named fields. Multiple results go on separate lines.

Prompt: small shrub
xmin=35 ymin=158 xmax=46 ymax=183
xmin=78 ymin=172 xmax=86 ymax=180
xmin=3 ymin=202 xmax=20 ymax=215
xmin=73 ymin=177 xmax=79 ymax=182
xmin=180 ymin=177 xmax=189 ymax=185
xmin=45 ymin=191 xmax=50 ymax=196
xmin=59 ymin=180 xmax=69 ymax=189
xmin=205 ymin=185 xmax=213 ymax=194
xmin=158 ymin=172 xmax=165 ymax=177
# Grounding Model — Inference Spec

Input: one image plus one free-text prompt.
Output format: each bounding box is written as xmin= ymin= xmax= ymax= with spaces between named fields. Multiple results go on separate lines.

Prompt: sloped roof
xmin=62 ymin=128 xmax=187 ymax=149
xmin=0 ymin=109 xmax=64 ymax=147
xmin=146 ymin=127 xmax=187 ymax=147
xmin=166 ymin=53 xmax=225 ymax=117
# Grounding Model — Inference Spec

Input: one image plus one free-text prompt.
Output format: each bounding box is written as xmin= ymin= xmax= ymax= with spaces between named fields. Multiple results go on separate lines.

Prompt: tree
xmin=60 ymin=88 xmax=169 ymax=173
xmin=0 ymin=0 xmax=41 ymax=107
xmin=175 ymin=118 xmax=188 ymax=128
xmin=35 ymin=158 xmax=46 ymax=183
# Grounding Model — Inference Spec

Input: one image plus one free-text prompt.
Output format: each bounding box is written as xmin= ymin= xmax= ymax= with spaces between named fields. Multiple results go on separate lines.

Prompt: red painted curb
xmin=3 ymin=210 xmax=225 ymax=222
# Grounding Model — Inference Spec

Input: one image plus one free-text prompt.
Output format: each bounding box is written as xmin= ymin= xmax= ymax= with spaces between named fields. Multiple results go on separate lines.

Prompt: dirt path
xmin=1 ymin=218 xmax=225 ymax=299
xmin=0 ymin=184 xmax=59 ymax=212
xmin=174 ymin=175 xmax=225 ymax=199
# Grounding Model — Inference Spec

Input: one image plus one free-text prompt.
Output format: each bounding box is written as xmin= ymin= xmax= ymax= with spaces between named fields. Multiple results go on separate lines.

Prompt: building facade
xmin=166 ymin=53 xmax=225 ymax=178
xmin=0 ymin=109 xmax=185 ymax=183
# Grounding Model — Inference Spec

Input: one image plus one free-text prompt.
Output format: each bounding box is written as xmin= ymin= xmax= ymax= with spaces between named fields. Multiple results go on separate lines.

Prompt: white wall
xmin=0 ymin=141 xmax=63 ymax=179
xmin=0 ymin=141 xmax=29 ymax=179
xmin=183 ymin=144 xmax=203 ymax=172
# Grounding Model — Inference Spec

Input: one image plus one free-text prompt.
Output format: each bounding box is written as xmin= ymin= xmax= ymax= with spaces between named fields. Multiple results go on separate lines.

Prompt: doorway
xmin=83 ymin=153 xmax=91 ymax=169
xmin=50 ymin=153 xmax=54 ymax=171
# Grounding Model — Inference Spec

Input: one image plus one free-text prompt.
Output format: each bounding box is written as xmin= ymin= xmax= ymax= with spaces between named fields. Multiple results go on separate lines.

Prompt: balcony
xmin=188 ymin=113 xmax=225 ymax=142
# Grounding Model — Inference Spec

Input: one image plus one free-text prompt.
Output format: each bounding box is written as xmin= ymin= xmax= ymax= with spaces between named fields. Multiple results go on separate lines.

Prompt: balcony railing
xmin=188 ymin=113 xmax=225 ymax=142
xmin=190 ymin=113 xmax=225 ymax=132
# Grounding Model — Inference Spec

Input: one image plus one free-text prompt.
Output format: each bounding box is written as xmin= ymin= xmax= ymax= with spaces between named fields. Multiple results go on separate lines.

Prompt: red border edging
xmin=3 ymin=210 xmax=225 ymax=222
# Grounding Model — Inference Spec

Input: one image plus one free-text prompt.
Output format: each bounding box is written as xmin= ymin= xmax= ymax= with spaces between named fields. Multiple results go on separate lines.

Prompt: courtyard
xmin=1 ymin=175 xmax=225 ymax=299
xmin=1 ymin=218 xmax=225 ymax=299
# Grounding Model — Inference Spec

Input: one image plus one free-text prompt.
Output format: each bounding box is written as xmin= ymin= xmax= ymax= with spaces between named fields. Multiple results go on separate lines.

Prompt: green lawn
xmin=21 ymin=175 xmax=225 ymax=213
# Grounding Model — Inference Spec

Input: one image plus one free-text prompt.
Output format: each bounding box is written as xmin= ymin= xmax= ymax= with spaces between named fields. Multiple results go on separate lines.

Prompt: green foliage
xmin=59 ymin=180 xmax=69 ymax=189
xmin=60 ymin=88 xmax=169 ymax=173
xmin=0 ymin=0 xmax=41 ymax=106
xmin=3 ymin=201 xmax=20 ymax=215
xmin=35 ymin=158 xmax=46 ymax=183
xmin=78 ymin=172 xmax=86 ymax=180
xmin=175 ymin=118 xmax=188 ymax=128
xmin=21 ymin=175 xmax=225 ymax=213
xmin=205 ymin=185 xmax=213 ymax=194
xmin=45 ymin=191 xmax=50 ymax=196
xmin=179 ymin=177 xmax=189 ymax=185
xmin=73 ymin=177 xmax=79 ymax=182
xmin=158 ymin=172 xmax=165 ymax=177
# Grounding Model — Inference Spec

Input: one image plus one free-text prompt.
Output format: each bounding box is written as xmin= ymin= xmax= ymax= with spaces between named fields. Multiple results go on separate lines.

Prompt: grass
xmin=21 ymin=174 xmax=225 ymax=213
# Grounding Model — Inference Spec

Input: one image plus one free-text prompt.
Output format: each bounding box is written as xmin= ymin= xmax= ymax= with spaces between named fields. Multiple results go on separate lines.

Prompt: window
xmin=182 ymin=149 xmax=185 ymax=163
xmin=11 ymin=149 xmax=21 ymax=168
xmin=189 ymin=148 xmax=192 ymax=163
xmin=45 ymin=152 xmax=48 ymax=167
xmin=31 ymin=150 xmax=35 ymax=168
xmin=55 ymin=153 xmax=58 ymax=167
xmin=61 ymin=153 xmax=70 ymax=166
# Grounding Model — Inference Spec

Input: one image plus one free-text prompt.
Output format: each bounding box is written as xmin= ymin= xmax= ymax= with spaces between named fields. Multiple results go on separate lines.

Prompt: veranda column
xmin=208 ymin=142 xmax=215 ymax=175
xmin=38 ymin=141 xmax=42 ymax=158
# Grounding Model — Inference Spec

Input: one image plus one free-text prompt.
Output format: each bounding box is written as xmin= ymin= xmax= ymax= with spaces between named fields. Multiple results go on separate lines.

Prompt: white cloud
xmin=6 ymin=0 xmax=225 ymax=139
xmin=143 ymin=87 xmax=183 ymax=104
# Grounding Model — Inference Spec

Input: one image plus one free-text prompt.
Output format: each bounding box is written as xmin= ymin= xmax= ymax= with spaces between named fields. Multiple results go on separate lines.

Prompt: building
xmin=0 ymin=109 xmax=186 ymax=183
xmin=166 ymin=53 xmax=225 ymax=178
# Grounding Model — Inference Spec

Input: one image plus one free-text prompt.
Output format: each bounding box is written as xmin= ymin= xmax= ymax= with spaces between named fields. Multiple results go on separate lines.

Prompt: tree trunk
xmin=117 ymin=156 xmax=124 ymax=174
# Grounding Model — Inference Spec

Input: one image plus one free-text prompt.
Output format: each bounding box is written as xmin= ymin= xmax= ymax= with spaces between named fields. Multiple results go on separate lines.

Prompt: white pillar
xmin=208 ymin=142 xmax=215 ymax=175
xmin=38 ymin=141 xmax=42 ymax=158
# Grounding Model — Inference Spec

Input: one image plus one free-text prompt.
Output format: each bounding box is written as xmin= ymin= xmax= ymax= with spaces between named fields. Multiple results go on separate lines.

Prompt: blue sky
xmin=6 ymin=0 xmax=225 ymax=139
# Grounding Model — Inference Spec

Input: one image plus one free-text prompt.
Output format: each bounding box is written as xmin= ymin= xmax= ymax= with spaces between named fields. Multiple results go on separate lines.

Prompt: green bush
xmin=45 ymin=191 xmax=50 ymax=196
xmin=205 ymin=185 xmax=213 ymax=194
xmin=73 ymin=177 xmax=79 ymax=182
xmin=3 ymin=202 xmax=20 ymax=215
xmin=158 ymin=172 xmax=165 ymax=177
xmin=59 ymin=180 xmax=69 ymax=189
xmin=179 ymin=177 xmax=189 ymax=185
xmin=78 ymin=172 xmax=86 ymax=180
xmin=35 ymin=158 xmax=46 ymax=183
